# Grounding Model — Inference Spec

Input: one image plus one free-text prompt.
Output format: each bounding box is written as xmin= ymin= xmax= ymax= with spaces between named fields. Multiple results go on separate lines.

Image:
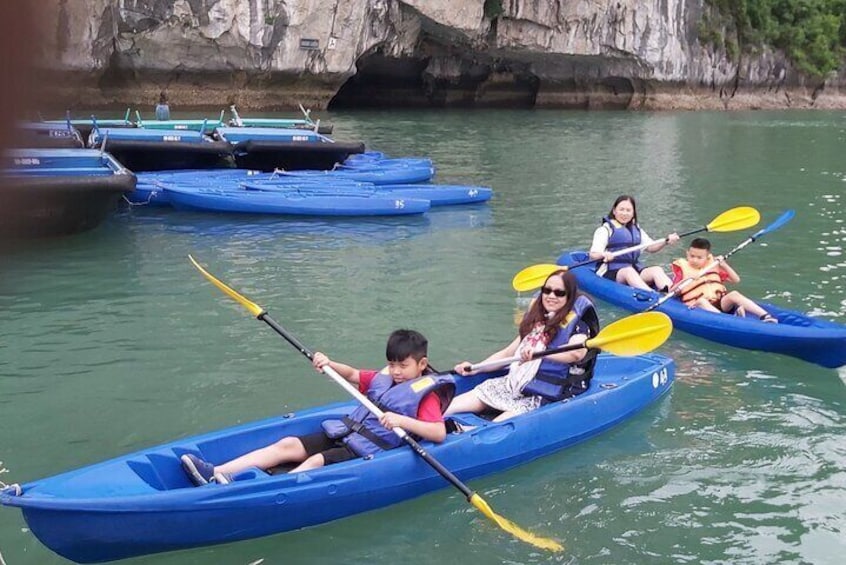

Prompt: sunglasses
xmin=541 ymin=286 xmax=567 ymax=297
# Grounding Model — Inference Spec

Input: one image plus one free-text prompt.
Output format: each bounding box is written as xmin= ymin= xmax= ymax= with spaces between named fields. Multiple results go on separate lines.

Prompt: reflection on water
xmin=122 ymin=204 xmax=492 ymax=245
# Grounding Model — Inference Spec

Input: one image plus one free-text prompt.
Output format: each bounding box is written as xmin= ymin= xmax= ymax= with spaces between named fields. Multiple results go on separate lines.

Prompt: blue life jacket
xmin=521 ymin=295 xmax=600 ymax=403
xmin=599 ymin=216 xmax=643 ymax=272
xmin=321 ymin=372 xmax=455 ymax=457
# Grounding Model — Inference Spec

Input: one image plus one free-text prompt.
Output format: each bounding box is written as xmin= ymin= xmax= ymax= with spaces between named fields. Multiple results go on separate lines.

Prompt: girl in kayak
xmin=446 ymin=270 xmax=599 ymax=422
xmin=181 ymin=329 xmax=454 ymax=485
xmin=671 ymin=238 xmax=778 ymax=322
xmin=589 ymin=195 xmax=679 ymax=291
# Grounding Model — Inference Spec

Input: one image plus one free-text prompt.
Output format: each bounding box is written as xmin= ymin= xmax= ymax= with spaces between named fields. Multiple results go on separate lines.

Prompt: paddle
xmin=459 ymin=312 xmax=672 ymax=374
xmin=644 ymin=210 xmax=796 ymax=312
xmin=512 ymin=206 xmax=761 ymax=292
xmin=187 ymin=255 xmax=564 ymax=552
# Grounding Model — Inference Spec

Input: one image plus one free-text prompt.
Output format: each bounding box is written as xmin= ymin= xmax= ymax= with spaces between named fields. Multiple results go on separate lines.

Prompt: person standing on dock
xmin=155 ymin=91 xmax=170 ymax=121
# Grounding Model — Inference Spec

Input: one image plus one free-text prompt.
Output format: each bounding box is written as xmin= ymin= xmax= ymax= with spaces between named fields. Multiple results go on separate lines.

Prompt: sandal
xmin=760 ymin=313 xmax=778 ymax=323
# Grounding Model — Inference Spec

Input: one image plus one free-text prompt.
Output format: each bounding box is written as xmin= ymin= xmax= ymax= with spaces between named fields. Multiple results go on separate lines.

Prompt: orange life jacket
xmin=672 ymin=259 xmax=727 ymax=306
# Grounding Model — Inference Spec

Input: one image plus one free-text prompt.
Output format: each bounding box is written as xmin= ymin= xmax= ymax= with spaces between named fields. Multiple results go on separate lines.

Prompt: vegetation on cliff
xmin=701 ymin=0 xmax=845 ymax=78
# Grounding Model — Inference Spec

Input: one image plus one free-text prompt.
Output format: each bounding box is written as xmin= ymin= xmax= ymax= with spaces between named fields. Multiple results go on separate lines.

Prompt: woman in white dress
xmin=446 ymin=270 xmax=597 ymax=422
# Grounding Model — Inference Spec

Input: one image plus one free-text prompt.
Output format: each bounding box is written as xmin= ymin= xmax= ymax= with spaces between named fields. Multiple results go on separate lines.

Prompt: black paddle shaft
xmin=257 ymin=312 xmax=476 ymax=500
xmin=257 ymin=313 xmax=316 ymax=361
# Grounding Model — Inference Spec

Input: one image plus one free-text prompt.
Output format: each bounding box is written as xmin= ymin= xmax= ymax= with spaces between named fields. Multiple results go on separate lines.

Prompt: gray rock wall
xmin=33 ymin=0 xmax=845 ymax=111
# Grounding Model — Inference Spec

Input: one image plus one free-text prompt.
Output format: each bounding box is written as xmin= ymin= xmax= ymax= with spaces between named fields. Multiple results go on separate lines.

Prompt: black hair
xmin=609 ymin=195 xmax=638 ymax=225
xmin=690 ymin=237 xmax=711 ymax=250
xmin=518 ymin=270 xmax=581 ymax=341
xmin=385 ymin=329 xmax=428 ymax=362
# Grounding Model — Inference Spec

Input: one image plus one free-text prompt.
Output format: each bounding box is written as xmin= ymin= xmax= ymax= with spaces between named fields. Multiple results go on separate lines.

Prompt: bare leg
xmin=640 ymin=266 xmax=673 ymax=291
xmin=289 ymin=453 xmax=327 ymax=473
xmin=215 ymin=436 xmax=308 ymax=475
xmin=615 ymin=266 xmax=652 ymax=290
xmin=445 ymin=390 xmax=489 ymax=415
xmin=720 ymin=291 xmax=776 ymax=322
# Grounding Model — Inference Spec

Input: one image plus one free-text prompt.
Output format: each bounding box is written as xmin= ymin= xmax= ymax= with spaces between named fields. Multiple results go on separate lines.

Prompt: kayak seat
xmin=128 ymin=453 xmax=196 ymax=490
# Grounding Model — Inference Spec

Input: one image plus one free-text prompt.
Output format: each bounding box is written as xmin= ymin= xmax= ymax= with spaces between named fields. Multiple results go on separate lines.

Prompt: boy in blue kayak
xmin=181 ymin=329 xmax=455 ymax=485
xmin=670 ymin=238 xmax=777 ymax=322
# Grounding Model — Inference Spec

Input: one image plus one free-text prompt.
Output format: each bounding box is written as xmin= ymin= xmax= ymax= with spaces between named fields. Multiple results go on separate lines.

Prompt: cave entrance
xmin=329 ymin=55 xmax=431 ymax=109
xmin=329 ymin=53 xmax=538 ymax=109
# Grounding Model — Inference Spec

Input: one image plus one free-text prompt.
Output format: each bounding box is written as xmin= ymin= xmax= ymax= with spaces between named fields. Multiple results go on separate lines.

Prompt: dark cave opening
xmin=329 ymin=53 xmax=538 ymax=109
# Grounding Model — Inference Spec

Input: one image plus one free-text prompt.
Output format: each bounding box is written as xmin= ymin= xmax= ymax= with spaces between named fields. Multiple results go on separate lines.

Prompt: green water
xmin=1 ymin=109 xmax=845 ymax=564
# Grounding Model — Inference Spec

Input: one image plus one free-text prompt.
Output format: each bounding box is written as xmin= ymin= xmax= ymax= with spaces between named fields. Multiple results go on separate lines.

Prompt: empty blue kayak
xmin=243 ymin=181 xmax=492 ymax=206
xmin=558 ymin=250 xmax=846 ymax=368
xmin=0 ymin=354 xmax=674 ymax=563
xmin=280 ymin=166 xmax=435 ymax=185
xmin=162 ymin=183 xmax=430 ymax=216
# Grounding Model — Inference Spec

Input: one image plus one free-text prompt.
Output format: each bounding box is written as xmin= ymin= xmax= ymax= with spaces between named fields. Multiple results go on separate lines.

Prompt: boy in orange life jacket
xmin=670 ymin=238 xmax=778 ymax=323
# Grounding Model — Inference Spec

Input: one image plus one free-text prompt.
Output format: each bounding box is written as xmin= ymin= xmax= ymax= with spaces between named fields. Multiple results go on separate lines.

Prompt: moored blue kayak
xmin=244 ymin=181 xmax=492 ymax=206
xmin=0 ymin=353 xmax=674 ymax=563
xmin=558 ymin=250 xmax=846 ymax=368
xmin=280 ymin=166 xmax=434 ymax=185
xmin=162 ymin=183 xmax=430 ymax=216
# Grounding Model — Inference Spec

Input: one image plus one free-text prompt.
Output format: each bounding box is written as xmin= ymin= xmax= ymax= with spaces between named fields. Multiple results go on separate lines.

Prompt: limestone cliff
xmin=33 ymin=0 xmax=845 ymax=111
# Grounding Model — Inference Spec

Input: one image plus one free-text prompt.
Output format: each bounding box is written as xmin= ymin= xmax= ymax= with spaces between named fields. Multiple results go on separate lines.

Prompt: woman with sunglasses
xmin=589 ymin=194 xmax=678 ymax=291
xmin=445 ymin=270 xmax=599 ymax=422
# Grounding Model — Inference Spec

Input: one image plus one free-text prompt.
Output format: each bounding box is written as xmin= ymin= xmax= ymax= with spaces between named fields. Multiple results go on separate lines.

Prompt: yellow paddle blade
xmin=469 ymin=493 xmax=564 ymax=552
xmin=586 ymin=312 xmax=672 ymax=356
xmin=188 ymin=255 xmax=265 ymax=318
xmin=511 ymin=263 xmax=565 ymax=292
xmin=706 ymin=206 xmax=760 ymax=232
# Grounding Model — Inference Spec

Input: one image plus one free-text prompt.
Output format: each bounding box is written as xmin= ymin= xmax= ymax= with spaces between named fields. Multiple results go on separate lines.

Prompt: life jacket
xmin=672 ymin=258 xmax=726 ymax=306
xmin=521 ymin=295 xmax=600 ymax=404
xmin=321 ymin=372 xmax=456 ymax=457
xmin=598 ymin=216 xmax=643 ymax=272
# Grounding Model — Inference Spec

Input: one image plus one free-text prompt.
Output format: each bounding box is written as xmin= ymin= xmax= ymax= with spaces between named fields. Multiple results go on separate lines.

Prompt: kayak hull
xmin=558 ymin=250 xmax=846 ymax=368
xmin=162 ymin=184 xmax=431 ymax=216
xmin=1 ymin=354 xmax=674 ymax=562
xmin=243 ymin=181 xmax=493 ymax=206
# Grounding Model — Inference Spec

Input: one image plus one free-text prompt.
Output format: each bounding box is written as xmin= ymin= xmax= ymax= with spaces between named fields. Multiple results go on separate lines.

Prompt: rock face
xmin=33 ymin=0 xmax=845 ymax=111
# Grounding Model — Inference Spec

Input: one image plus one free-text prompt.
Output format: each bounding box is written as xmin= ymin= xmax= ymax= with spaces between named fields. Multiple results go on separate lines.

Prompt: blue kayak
xmin=558 ymin=251 xmax=846 ymax=368
xmin=125 ymin=181 xmax=172 ymax=207
xmin=0 ymin=353 xmax=674 ymax=563
xmin=215 ymin=126 xmax=325 ymax=144
xmin=243 ymin=181 xmax=493 ymax=206
xmin=162 ymin=184 xmax=431 ymax=216
xmin=89 ymin=127 xmax=212 ymax=145
xmin=280 ymin=166 xmax=435 ymax=185
xmin=338 ymin=157 xmax=434 ymax=170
